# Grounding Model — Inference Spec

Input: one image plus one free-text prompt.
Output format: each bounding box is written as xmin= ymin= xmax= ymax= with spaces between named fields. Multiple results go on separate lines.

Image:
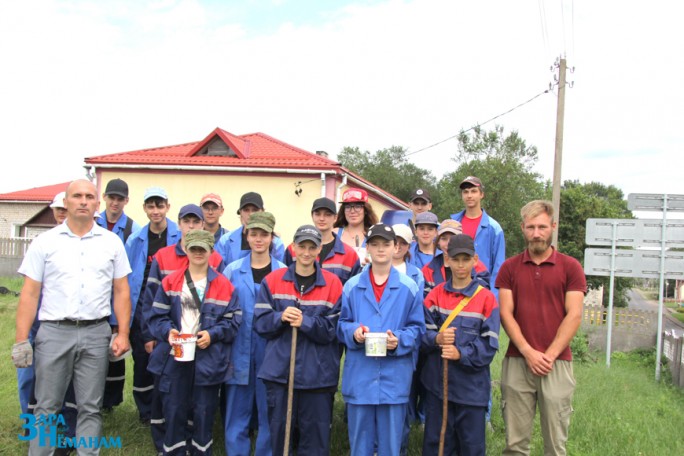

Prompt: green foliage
xmin=558 ymin=180 xmax=635 ymax=307
xmin=337 ymin=146 xmax=437 ymax=203
xmin=570 ymin=330 xmax=591 ymax=363
xmin=437 ymin=125 xmax=549 ymax=255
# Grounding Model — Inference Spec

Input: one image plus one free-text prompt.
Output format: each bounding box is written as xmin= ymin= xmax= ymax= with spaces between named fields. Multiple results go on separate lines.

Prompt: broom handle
xmin=284 ymin=326 xmax=298 ymax=456
xmin=439 ymin=358 xmax=448 ymax=456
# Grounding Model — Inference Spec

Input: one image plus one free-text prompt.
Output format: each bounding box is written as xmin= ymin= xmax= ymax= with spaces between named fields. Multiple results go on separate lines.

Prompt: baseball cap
xmin=447 ymin=234 xmax=476 ymax=257
xmin=185 ymin=229 xmax=215 ymax=252
xmin=415 ymin=211 xmax=439 ymax=227
xmin=459 ymin=176 xmax=484 ymax=190
xmin=50 ymin=191 xmax=66 ymax=209
xmin=144 ymin=187 xmax=168 ymax=202
xmin=392 ymin=224 xmax=414 ymax=244
xmin=409 ymin=188 xmax=431 ymax=203
xmin=311 ymin=197 xmax=337 ymax=214
xmin=104 ymin=178 xmax=129 ymax=198
xmin=237 ymin=192 xmax=264 ymax=214
xmin=246 ymin=212 xmax=276 ymax=233
xmin=200 ymin=193 xmax=223 ymax=207
xmin=342 ymin=188 xmax=368 ymax=203
xmin=438 ymin=219 xmax=463 ymax=236
xmin=293 ymin=225 xmax=322 ymax=246
xmin=178 ymin=204 xmax=204 ymax=221
xmin=366 ymin=223 xmax=396 ymax=242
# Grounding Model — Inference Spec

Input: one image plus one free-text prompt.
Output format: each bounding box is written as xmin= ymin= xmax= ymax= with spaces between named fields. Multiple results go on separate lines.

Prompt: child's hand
xmin=386 ymin=330 xmax=398 ymax=350
xmin=168 ymin=328 xmax=180 ymax=345
xmin=281 ymin=307 xmax=303 ymax=327
xmin=196 ymin=330 xmax=211 ymax=349
xmin=441 ymin=344 xmax=461 ymax=361
xmin=353 ymin=325 xmax=367 ymax=344
xmin=437 ymin=327 xmax=456 ymax=345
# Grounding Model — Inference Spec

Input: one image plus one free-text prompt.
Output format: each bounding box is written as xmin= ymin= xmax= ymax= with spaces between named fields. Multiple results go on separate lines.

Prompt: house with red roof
xmin=83 ymin=127 xmax=407 ymax=241
xmin=0 ymin=182 xmax=69 ymax=239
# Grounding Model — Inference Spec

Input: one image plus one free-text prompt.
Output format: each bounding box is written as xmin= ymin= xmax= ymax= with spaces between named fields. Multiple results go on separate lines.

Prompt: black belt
xmin=44 ymin=317 xmax=108 ymax=327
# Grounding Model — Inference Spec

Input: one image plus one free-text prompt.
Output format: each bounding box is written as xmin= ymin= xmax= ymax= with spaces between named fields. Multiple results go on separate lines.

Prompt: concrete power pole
xmin=551 ymin=57 xmax=567 ymax=248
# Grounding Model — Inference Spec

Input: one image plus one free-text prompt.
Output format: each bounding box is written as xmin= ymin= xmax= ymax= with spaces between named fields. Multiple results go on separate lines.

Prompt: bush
xmin=570 ymin=330 xmax=591 ymax=363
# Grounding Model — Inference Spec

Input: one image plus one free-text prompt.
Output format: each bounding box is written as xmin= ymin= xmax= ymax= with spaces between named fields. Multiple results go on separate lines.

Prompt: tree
xmin=337 ymin=146 xmax=437 ymax=203
xmin=559 ymin=180 xmax=634 ymax=307
xmin=437 ymin=125 xmax=549 ymax=255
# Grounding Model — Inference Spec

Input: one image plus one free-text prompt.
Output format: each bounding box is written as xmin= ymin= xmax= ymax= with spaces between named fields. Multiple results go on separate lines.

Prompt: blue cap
xmin=143 ymin=186 xmax=168 ymax=201
xmin=178 ymin=204 xmax=204 ymax=221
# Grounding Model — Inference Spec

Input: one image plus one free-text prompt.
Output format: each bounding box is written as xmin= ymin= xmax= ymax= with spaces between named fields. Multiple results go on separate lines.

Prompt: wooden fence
xmin=0 ymin=237 xmax=32 ymax=276
xmin=663 ymin=331 xmax=684 ymax=388
xmin=581 ymin=304 xmax=657 ymax=352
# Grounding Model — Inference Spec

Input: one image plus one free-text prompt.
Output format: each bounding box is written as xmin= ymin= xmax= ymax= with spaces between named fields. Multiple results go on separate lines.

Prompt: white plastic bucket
xmin=365 ymin=332 xmax=388 ymax=357
xmin=172 ymin=334 xmax=197 ymax=362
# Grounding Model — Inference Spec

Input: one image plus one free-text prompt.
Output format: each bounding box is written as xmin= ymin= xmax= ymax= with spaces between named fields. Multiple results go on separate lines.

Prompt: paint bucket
xmin=365 ymin=332 xmax=388 ymax=357
xmin=172 ymin=334 xmax=197 ymax=362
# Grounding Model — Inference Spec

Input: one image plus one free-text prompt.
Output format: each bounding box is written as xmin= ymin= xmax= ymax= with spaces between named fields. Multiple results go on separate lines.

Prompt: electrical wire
xmin=404 ymin=89 xmax=551 ymax=157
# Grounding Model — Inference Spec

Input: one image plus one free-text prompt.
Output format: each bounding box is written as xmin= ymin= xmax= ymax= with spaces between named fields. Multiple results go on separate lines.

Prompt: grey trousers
xmin=30 ymin=321 xmax=111 ymax=456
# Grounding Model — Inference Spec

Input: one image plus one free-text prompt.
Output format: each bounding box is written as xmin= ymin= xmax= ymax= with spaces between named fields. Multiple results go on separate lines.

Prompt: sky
xmin=0 ymin=0 xmax=682 ymax=206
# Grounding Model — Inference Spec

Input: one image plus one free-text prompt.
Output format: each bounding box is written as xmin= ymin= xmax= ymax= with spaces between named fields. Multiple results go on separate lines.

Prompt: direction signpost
xmin=584 ymin=193 xmax=684 ymax=380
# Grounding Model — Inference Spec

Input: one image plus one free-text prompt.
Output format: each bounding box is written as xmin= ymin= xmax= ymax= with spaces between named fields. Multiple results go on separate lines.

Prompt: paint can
xmin=365 ymin=332 xmax=388 ymax=357
xmin=172 ymin=334 xmax=197 ymax=361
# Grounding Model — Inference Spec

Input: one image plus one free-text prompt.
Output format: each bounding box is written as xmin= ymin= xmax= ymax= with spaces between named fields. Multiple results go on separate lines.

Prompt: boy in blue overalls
xmin=338 ymin=223 xmax=426 ymax=455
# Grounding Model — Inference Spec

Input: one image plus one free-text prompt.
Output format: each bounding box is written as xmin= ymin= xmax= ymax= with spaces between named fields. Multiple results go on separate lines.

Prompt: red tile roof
xmin=85 ymin=128 xmax=339 ymax=170
xmin=0 ymin=182 xmax=69 ymax=202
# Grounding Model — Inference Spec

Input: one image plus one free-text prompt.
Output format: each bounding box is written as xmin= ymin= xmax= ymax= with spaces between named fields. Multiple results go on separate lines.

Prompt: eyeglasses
xmin=344 ymin=203 xmax=364 ymax=212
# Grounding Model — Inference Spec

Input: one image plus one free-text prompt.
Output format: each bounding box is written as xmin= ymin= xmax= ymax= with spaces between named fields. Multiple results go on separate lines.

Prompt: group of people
xmin=12 ymin=175 xmax=586 ymax=456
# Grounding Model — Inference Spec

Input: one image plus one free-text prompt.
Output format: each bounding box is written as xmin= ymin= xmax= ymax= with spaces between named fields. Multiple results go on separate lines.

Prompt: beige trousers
xmin=501 ymin=356 xmax=575 ymax=456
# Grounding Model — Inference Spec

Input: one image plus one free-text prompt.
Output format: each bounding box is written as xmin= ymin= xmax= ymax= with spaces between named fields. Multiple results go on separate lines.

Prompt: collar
xmin=443 ymin=278 xmax=480 ymax=297
xmin=57 ymin=221 xmax=99 ymax=238
xmin=283 ymin=262 xmax=327 ymax=290
xmin=174 ymin=242 xmax=187 ymax=257
xmin=522 ymin=246 xmax=557 ymax=265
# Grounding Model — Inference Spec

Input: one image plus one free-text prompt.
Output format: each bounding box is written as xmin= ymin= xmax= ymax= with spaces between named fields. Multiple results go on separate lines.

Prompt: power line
xmin=405 ymin=89 xmax=551 ymax=157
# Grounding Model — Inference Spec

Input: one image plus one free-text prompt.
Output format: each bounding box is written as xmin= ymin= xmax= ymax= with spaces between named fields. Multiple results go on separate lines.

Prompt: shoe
xmin=139 ymin=415 xmax=151 ymax=426
xmin=54 ymin=448 xmax=74 ymax=456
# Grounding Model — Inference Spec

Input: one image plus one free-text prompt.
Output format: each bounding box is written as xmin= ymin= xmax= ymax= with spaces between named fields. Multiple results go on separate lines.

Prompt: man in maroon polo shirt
xmin=496 ymin=200 xmax=586 ymax=456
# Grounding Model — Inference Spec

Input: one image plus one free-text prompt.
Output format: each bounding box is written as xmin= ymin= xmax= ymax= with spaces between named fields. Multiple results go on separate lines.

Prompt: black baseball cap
xmin=294 ymin=225 xmax=322 ymax=246
xmin=237 ymin=192 xmax=264 ymax=214
xmin=104 ymin=178 xmax=129 ymax=198
xmin=409 ymin=188 xmax=431 ymax=203
xmin=447 ymin=234 xmax=476 ymax=257
xmin=311 ymin=197 xmax=337 ymax=214
xmin=366 ymin=223 xmax=396 ymax=242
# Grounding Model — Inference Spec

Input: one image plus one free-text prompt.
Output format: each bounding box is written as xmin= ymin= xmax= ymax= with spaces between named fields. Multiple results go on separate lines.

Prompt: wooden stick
xmin=439 ymin=358 xmax=448 ymax=456
xmin=283 ymin=326 xmax=298 ymax=456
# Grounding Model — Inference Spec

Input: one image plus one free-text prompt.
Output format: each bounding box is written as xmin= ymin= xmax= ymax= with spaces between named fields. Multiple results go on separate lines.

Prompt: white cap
xmin=392 ymin=224 xmax=414 ymax=244
xmin=50 ymin=191 xmax=66 ymax=209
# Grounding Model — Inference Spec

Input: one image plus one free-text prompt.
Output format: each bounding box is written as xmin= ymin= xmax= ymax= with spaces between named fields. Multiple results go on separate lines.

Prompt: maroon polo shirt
xmin=495 ymin=248 xmax=586 ymax=361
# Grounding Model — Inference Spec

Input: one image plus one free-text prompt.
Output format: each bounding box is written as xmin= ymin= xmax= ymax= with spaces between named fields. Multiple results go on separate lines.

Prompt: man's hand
xmin=196 ymin=330 xmax=211 ymax=349
xmin=281 ymin=307 xmax=303 ymax=328
xmin=436 ymin=327 xmax=456 ymax=345
xmin=386 ymin=330 xmax=398 ymax=351
xmin=111 ymin=333 xmax=131 ymax=358
xmin=12 ymin=340 xmax=33 ymax=368
xmin=522 ymin=347 xmax=554 ymax=376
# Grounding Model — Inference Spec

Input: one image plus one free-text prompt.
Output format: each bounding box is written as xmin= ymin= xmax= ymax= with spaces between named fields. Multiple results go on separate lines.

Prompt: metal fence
xmin=663 ymin=331 xmax=684 ymax=388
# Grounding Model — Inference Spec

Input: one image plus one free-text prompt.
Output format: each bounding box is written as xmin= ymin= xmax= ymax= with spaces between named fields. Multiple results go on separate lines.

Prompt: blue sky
xmin=0 ymin=0 xmax=682 ymax=202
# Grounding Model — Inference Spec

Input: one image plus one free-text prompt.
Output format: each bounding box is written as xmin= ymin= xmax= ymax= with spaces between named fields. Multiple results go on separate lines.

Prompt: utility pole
xmin=551 ymin=57 xmax=567 ymax=248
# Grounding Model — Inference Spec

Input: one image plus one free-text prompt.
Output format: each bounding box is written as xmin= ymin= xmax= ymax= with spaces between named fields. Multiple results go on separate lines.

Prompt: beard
xmin=527 ymin=238 xmax=551 ymax=255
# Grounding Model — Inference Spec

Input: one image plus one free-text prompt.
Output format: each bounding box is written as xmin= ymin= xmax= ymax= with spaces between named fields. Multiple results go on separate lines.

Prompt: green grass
xmin=3 ymin=277 xmax=684 ymax=455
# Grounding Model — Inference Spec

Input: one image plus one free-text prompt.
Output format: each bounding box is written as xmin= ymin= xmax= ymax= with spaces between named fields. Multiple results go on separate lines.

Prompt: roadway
xmin=627 ymin=288 xmax=683 ymax=334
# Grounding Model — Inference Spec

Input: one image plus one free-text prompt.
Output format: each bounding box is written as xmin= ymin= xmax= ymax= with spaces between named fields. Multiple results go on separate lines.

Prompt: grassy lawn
xmin=2 ymin=277 xmax=683 ymax=455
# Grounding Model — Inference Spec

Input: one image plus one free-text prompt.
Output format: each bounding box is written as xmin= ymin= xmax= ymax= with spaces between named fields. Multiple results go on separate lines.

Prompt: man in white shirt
xmin=13 ymin=179 xmax=132 ymax=456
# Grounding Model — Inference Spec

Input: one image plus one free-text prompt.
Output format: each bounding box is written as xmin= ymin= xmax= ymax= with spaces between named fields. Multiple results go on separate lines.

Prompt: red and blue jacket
xmin=142 ymin=242 xmax=225 ymax=342
xmin=254 ymin=263 xmax=343 ymax=389
xmin=147 ymin=267 xmax=241 ymax=386
xmin=420 ymin=279 xmax=499 ymax=407
xmin=422 ymin=253 xmax=490 ymax=298
xmin=284 ymin=233 xmax=361 ymax=285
